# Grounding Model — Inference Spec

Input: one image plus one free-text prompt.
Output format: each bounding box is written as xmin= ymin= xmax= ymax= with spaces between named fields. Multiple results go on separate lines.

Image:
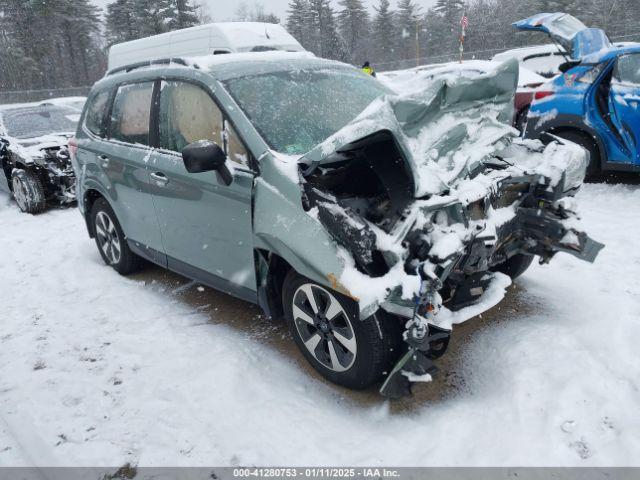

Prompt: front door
xmin=609 ymin=53 xmax=640 ymax=164
xmin=149 ymin=80 xmax=257 ymax=301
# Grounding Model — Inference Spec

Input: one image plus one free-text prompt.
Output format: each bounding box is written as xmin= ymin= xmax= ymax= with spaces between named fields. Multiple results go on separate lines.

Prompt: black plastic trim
xmin=128 ymin=240 xmax=168 ymax=268
xmin=167 ymin=256 xmax=258 ymax=304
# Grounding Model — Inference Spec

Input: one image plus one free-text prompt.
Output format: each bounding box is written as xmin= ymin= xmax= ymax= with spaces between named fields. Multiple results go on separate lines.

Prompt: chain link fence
xmin=0 ymin=86 xmax=91 ymax=106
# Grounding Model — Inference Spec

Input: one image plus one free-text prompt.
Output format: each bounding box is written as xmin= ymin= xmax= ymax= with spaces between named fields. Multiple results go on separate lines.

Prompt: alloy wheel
xmin=292 ymin=283 xmax=357 ymax=372
xmin=95 ymin=211 xmax=122 ymax=265
xmin=11 ymin=176 xmax=28 ymax=211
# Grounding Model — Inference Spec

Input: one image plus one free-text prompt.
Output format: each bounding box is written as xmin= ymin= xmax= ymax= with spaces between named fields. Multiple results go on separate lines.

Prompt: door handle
xmin=151 ymin=172 xmax=169 ymax=186
xmin=99 ymin=155 xmax=109 ymax=168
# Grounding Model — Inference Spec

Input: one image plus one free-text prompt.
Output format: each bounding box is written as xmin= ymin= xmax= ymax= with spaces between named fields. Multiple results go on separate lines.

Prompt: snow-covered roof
xmin=186 ymin=50 xmax=317 ymax=70
xmin=186 ymin=51 xmax=347 ymax=81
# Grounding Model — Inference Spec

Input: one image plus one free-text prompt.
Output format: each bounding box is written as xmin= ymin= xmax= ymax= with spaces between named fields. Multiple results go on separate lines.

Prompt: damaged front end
xmin=9 ymin=139 xmax=76 ymax=205
xmin=296 ymin=59 xmax=604 ymax=398
xmin=35 ymin=144 xmax=76 ymax=204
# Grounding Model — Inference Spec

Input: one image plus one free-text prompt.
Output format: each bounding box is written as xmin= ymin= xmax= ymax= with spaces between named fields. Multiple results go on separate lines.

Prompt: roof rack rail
xmin=106 ymin=57 xmax=194 ymax=76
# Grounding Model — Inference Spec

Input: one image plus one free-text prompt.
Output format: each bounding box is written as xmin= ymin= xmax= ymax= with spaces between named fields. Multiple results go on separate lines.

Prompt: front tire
xmin=90 ymin=198 xmax=143 ymax=275
xmin=11 ymin=169 xmax=46 ymax=214
xmin=282 ymin=270 xmax=402 ymax=390
xmin=492 ymin=253 xmax=535 ymax=280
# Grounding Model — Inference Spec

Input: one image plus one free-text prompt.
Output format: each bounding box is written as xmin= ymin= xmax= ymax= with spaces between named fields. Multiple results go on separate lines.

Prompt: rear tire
xmin=492 ymin=254 xmax=535 ymax=280
xmin=282 ymin=270 xmax=403 ymax=390
xmin=90 ymin=198 xmax=143 ymax=275
xmin=554 ymin=130 xmax=601 ymax=181
xmin=11 ymin=169 xmax=46 ymax=214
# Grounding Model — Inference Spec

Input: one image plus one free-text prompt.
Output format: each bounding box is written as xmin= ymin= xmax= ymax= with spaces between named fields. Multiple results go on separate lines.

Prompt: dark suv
xmin=0 ymin=102 xmax=79 ymax=213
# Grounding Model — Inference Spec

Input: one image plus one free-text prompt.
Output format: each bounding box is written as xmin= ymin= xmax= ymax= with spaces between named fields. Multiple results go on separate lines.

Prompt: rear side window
xmin=615 ymin=54 xmax=640 ymax=85
xmin=84 ymin=90 xmax=110 ymax=137
xmin=110 ymin=82 xmax=154 ymax=145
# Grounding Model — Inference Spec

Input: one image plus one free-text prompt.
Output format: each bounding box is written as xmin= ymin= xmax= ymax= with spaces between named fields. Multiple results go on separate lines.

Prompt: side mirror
xmin=182 ymin=140 xmax=233 ymax=186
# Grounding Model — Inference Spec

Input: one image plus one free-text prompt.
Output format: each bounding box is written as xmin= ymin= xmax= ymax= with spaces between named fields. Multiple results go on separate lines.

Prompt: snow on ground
xmin=1 ymin=183 xmax=640 ymax=467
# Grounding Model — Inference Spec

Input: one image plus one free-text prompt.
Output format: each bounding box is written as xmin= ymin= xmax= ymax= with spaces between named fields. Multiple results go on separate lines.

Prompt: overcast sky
xmin=92 ymin=0 xmax=439 ymax=22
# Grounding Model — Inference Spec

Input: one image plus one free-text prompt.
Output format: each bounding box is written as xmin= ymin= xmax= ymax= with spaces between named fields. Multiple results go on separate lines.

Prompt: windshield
xmin=1 ymin=107 xmax=79 ymax=139
xmin=223 ymin=67 xmax=390 ymax=155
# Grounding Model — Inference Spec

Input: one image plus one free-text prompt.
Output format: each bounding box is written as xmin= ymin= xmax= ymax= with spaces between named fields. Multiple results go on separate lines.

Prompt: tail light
xmin=534 ymin=90 xmax=554 ymax=101
xmin=68 ymin=136 xmax=78 ymax=161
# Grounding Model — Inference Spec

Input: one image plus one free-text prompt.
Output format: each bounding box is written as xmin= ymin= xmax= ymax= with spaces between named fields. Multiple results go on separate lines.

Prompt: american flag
xmin=460 ymin=15 xmax=469 ymax=29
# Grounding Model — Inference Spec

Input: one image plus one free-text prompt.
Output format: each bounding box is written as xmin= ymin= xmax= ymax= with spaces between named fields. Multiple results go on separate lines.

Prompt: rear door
xmin=609 ymin=53 xmax=640 ymax=164
xmin=149 ymin=79 xmax=257 ymax=301
xmin=101 ymin=81 xmax=166 ymax=262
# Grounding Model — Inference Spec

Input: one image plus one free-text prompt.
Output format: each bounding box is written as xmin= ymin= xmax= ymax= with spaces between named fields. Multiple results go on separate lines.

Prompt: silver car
xmin=71 ymin=52 xmax=602 ymax=398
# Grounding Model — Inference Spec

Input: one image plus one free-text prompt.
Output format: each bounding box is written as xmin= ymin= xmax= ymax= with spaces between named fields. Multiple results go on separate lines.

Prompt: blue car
xmin=518 ymin=13 xmax=640 ymax=178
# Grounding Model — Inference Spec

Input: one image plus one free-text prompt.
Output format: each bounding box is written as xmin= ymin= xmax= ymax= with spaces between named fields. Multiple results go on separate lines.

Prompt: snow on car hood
xmin=301 ymin=59 xmax=520 ymax=197
xmin=7 ymin=132 xmax=72 ymax=162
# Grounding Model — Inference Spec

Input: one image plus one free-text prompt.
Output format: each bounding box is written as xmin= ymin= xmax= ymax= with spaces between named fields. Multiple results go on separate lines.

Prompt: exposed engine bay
xmin=293 ymin=60 xmax=604 ymax=398
xmin=301 ymin=132 xmax=603 ymax=398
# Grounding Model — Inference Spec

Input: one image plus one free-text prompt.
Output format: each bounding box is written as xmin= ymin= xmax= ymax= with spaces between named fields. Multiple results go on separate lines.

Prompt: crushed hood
xmin=301 ymin=59 xmax=519 ymax=197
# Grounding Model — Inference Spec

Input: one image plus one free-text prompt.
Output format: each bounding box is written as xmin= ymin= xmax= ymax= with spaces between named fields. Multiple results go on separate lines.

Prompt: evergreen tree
xmin=307 ymin=0 xmax=346 ymax=60
xmin=433 ymin=0 xmax=466 ymax=54
xmin=337 ymin=0 xmax=371 ymax=64
xmin=105 ymin=0 xmax=138 ymax=44
xmin=287 ymin=0 xmax=314 ymax=49
xmin=0 ymin=0 xmax=104 ymax=90
xmin=168 ymin=0 xmax=199 ymax=30
xmin=106 ymin=0 xmax=201 ymax=46
xmin=373 ymin=0 xmax=396 ymax=64
xmin=134 ymin=0 xmax=173 ymax=38
xmin=395 ymin=0 xmax=422 ymax=63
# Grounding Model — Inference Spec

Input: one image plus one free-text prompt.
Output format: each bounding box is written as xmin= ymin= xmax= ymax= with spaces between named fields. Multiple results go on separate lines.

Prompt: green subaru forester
xmin=72 ymin=51 xmax=602 ymax=398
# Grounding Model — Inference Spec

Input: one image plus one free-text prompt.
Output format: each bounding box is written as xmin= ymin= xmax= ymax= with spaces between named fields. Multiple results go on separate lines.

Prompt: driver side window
xmin=158 ymin=81 xmax=249 ymax=167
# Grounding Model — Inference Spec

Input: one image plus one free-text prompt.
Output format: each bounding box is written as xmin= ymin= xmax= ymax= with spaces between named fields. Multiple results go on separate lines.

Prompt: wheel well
xmin=84 ymin=189 xmax=104 ymax=238
xmin=256 ymin=250 xmax=292 ymax=320
xmin=548 ymin=126 xmax=604 ymax=165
